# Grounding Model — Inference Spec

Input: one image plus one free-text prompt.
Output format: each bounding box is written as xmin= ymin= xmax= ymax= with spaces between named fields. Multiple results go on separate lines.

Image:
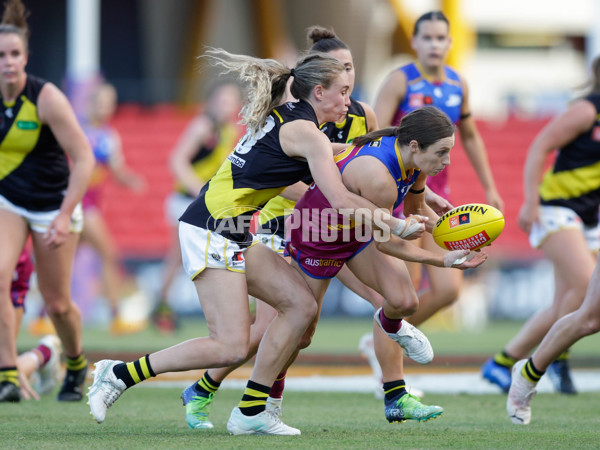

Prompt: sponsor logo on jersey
xmin=446 ymin=94 xmax=462 ymax=107
xmin=227 ymin=153 xmax=246 ymax=168
xmin=408 ymin=93 xmax=424 ymax=108
xmin=16 ymin=121 xmax=39 ymax=130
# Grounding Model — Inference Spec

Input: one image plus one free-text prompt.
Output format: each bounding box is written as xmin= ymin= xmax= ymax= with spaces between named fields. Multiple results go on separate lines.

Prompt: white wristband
xmin=444 ymin=250 xmax=475 ymax=267
xmin=392 ymin=215 xmax=427 ymax=239
xmin=392 ymin=218 xmax=407 ymax=236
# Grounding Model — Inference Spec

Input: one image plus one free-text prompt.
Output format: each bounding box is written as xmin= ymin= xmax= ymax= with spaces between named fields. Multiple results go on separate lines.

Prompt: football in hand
xmin=432 ymin=203 xmax=504 ymax=251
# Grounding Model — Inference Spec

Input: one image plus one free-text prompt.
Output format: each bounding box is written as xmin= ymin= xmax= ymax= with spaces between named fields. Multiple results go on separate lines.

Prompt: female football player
xmin=0 ymin=0 xmax=94 ymax=403
xmin=87 ymin=45 xmax=417 ymax=435
xmin=373 ymin=10 xmax=503 ymax=326
xmin=487 ymin=56 xmax=600 ymax=397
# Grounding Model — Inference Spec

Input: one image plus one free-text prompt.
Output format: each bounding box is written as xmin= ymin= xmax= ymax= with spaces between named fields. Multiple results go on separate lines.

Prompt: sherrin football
xmin=432 ymin=203 xmax=504 ymax=251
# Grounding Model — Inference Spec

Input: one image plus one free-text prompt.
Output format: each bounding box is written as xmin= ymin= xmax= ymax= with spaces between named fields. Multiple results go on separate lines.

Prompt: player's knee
xmin=388 ymin=291 xmax=419 ymax=316
xmin=581 ymin=315 xmax=600 ymax=337
xmin=219 ymin=342 xmax=250 ymax=367
xmin=297 ymin=325 xmax=317 ymax=350
xmin=44 ymin=298 xmax=72 ymax=318
xmin=279 ymin=290 xmax=318 ymax=324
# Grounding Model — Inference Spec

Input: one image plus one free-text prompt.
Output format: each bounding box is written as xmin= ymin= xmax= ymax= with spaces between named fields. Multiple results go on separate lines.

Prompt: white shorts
xmin=0 ymin=194 xmax=83 ymax=234
xmin=165 ymin=192 xmax=194 ymax=227
xmin=257 ymin=233 xmax=286 ymax=254
xmin=529 ymin=205 xmax=600 ymax=251
xmin=178 ymin=221 xmax=259 ymax=280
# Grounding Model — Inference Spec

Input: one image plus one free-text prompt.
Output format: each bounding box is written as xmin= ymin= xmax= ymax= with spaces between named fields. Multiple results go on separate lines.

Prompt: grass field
xmin=2 ymin=388 xmax=600 ymax=448
xmin=8 ymin=318 xmax=600 ymax=447
xmin=17 ymin=317 xmax=600 ymax=362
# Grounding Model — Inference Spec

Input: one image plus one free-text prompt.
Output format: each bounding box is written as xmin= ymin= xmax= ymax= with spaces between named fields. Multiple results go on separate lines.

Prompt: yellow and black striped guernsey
xmin=258 ymin=97 xmax=368 ymax=238
xmin=180 ymin=99 xmax=317 ymax=246
xmin=539 ymin=93 xmax=600 ymax=225
xmin=0 ymin=75 xmax=69 ymax=211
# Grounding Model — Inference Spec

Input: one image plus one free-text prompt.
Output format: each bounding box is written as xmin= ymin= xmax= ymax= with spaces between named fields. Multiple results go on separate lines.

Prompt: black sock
xmin=522 ymin=358 xmax=544 ymax=383
xmin=383 ymin=379 xmax=407 ymax=401
xmin=65 ymin=354 xmax=88 ymax=372
xmin=493 ymin=350 xmax=516 ymax=368
xmin=113 ymin=355 xmax=156 ymax=389
xmin=194 ymin=370 xmax=221 ymax=397
xmin=238 ymin=380 xmax=269 ymax=416
xmin=0 ymin=367 xmax=19 ymax=387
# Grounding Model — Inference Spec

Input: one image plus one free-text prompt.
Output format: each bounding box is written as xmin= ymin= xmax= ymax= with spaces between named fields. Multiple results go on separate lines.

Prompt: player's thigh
xmin=193 ymin=268 xmax=251 ymax=344
xmin=542 ymin=229 xmax=595 ymax=292
xmin=336 ymin=264 xmax=384 ymax=309
xmin=346 ymin=242 xmax=415 ymax=303
xmin=80 ymin=209 xmax=115 ymax=256
xmin=245 ymin=244 xmax=317 ymax=316
xmin=421 ymin=231 xmax=462 ymax=293
xmin=0 ymin=210 xmax=29 ymax=287
xmin=31 ymin=231 xmax=79 ymax=303
xmin=577 ymin=257 xmax=600 ymax=330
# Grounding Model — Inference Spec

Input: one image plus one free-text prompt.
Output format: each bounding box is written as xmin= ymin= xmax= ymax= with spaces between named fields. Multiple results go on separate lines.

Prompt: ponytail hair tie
xmin=290 ymin=68 xmax=295 ymax=77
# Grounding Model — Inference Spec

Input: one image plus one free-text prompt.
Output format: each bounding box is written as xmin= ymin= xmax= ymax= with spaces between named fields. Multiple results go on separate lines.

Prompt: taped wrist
xmin=392 ymin=217 xmax=422 ymax=238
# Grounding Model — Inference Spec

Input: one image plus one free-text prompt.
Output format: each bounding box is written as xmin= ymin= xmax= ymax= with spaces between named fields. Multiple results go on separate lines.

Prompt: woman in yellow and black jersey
xmin=179 ymin=27 xmax=442 ymax=432
xmin=257 ymin=97 xmax=372 ymax=247
xmin=257 ymin=27 xmax=377 ymax=249
xmin=88 ymin=46 xmax=408 ymax=434
xmin=0 ymin=0 xmax=94 ymax=403
xmin=537 ymin=92 xmax=600 ymax=223
xmin=0 ymin=75 xmax=70 ymax=210
xmin=181 ymin=98 xmax=320 ymax=245
xmin=483 ymin=56 xmax=600 ymax=396
xmin=155 ymin=82 xmax=242 ymax=333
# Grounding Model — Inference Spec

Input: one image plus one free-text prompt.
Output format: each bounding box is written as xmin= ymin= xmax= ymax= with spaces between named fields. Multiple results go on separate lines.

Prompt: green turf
xmin=17 ymin=317 xmax=600 ymax=361
xmin=2 ymin=388 xmax=600 ymax=448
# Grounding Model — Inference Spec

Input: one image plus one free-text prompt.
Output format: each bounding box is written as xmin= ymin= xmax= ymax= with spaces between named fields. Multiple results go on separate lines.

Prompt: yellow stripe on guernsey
xmin=0 ymin=96 xmax=41 ymax=179
xmin=333 ymin=145 xmax=355 ymax=163
xmin=539 ymin=161 xmax=600 ymax=200
xmin=204 ymin=160 xmax=284 ymax=219
xmin=394 ymin=138 xmax=414 ymax=182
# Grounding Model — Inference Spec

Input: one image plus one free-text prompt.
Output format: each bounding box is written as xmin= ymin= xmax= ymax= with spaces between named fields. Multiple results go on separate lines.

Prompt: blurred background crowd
xmin=20 ymin=0 xmax=600 ymax=332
